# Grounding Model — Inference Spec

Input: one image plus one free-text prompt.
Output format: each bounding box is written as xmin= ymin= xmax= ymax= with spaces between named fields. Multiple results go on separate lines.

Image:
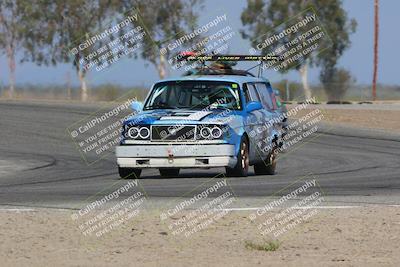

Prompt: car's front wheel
xmin=226 ymin=137 xmax=249 ymax=177
xmin=118 ymin=167 xmax=142 ymax=179
xmin=159 ymin=168 xmax=180 ymax=177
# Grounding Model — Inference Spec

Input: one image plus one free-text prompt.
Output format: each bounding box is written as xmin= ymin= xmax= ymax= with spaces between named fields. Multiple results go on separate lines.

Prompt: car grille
xmin=151 ymin=125 xmax=196 ymax=141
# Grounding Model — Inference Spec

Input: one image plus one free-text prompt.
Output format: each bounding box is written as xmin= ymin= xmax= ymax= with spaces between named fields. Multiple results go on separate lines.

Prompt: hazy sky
xmin=0 ymin=0 xmax=398 ymax=87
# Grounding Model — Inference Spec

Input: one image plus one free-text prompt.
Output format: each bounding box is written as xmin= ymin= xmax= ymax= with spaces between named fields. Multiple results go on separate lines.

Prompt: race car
xmin=116 ymin=56 xmax=286 ymax=179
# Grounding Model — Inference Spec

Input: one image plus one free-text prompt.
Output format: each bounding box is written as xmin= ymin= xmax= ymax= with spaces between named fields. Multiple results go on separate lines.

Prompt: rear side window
xmin=255 ymin=83 xmax=274 ymax=110
xmin=243 ymin=84 xmax=251 ymax=103
xmin=266 ymin=82 xmax=278 ymax=110
xmin=246 ymin=83 xmax=261 ymax=102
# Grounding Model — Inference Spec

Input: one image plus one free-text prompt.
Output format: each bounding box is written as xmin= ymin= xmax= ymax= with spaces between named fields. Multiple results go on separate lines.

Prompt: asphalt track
xmin=0 ymin=100 xmax=399 ymax=209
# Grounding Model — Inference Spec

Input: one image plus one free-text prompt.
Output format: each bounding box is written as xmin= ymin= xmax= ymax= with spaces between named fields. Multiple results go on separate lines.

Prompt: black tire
xmin=118 ymin=167 xmax=142 ymax=179
xmin=159 ymin=168 xmax=180 ymax=177
xmin=254 ymin=148 xmax=277 ymax=175
xmin=225 ymin=136 xmax=249 ymax=177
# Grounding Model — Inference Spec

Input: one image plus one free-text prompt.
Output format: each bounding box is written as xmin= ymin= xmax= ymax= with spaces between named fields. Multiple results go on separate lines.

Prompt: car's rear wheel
xmin=226 ymin=137 xmax=249 ymax=177
xmin=118 ymin=167 xmax=142 ymax=179
xmin=254 ymin=147 xmax=277 ymax=175
xmin=159 ymin=168 xmax=180 ymax=177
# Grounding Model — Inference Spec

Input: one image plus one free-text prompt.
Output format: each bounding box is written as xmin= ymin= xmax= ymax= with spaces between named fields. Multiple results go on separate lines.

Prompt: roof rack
xmin=177 ymin=52 xmax=280 ymax=78
xmin=184 ymin=67 xmax=255 ymax=77
xmin=178 ymin=52 xmax=280 ymax=62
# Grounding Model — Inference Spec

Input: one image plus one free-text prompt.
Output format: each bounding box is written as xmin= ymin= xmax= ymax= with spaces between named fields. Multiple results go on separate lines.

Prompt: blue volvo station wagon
xmin=116 ymin=73 xmax=286 ymax=179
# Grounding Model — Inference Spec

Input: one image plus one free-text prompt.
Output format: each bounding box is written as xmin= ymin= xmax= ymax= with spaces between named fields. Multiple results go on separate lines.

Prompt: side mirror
xmin=246 ymin=101 xmax=263 ymax=113
xmin=130 ymin=101 xmax=143 ymax=113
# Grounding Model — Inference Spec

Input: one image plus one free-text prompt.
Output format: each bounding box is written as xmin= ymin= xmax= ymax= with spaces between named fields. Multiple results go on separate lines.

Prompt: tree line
xmin=0 ymin=0 xmax=356 ymax=101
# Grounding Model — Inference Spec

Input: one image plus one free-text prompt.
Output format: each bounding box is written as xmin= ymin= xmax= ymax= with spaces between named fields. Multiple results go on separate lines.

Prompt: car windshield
xmin=143 ymin=81 xmax=242 ymax=110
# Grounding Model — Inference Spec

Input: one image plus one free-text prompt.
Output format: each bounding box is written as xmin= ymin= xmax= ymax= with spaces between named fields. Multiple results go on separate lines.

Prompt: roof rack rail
xmin=184 ymin=68 xmax=255 ymax=77
xmin=177 ymin=52 xmax=281 ymax=78
xmin=178 ymin=53 xmax=280 ymax=62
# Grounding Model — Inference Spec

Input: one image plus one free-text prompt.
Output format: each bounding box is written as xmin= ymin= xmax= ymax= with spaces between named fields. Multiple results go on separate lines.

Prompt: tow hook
xmin=167 ymin=148 xmax=174 ymax=163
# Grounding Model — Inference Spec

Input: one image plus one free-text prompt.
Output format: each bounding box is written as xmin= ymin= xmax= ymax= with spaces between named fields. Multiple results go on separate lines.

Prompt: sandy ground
xmin=1 ymin=207 xmax=399 ymax=267
xmin=321 ymin=109 xmax=400 ymax=131
xmin=289 ymin=104 xmax=400 ymax=131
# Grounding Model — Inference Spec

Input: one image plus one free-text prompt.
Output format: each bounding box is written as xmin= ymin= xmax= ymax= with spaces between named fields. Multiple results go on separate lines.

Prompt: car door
xmin=265 ymin=82 xmax=287 ymax=138
xmin=243 ymin=83 xmax=265 ymax=163
xmin=253 ymin=82 xmax=280 ymax=158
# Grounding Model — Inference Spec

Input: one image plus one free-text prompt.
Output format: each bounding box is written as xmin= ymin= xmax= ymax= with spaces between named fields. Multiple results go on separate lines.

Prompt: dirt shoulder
xmin=288 ymin=104 xmax=400 ymax=132
xmin=1 ymin=207 xmax=399 ymax=267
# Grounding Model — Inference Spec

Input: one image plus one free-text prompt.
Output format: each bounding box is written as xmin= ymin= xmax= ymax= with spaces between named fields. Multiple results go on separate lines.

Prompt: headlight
xmin=139 ymin=127 xmax=150 ymax=139
xmin=200 ymin=126 xmax=211 ymax=139
xmin=198 ymin=125 xmax=226 ymax=140
xmin=126 ymin=126 xmax=150 ymax=140
xmin=128 ymin=127 xmax=139 ymax=139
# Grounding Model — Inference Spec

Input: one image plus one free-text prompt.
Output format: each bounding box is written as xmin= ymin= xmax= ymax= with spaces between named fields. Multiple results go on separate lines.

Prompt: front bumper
xmin=116 ymin=144 xmax=236 ymax=168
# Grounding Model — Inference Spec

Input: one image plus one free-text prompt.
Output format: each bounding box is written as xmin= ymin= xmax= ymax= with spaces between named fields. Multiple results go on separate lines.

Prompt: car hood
xmin=124 ymin=108 xmax=243 ymax=126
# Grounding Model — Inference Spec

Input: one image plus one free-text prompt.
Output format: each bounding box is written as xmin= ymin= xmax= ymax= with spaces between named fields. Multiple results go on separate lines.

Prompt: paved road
xmin=0 ymin=101 xmax=399 ymax=209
